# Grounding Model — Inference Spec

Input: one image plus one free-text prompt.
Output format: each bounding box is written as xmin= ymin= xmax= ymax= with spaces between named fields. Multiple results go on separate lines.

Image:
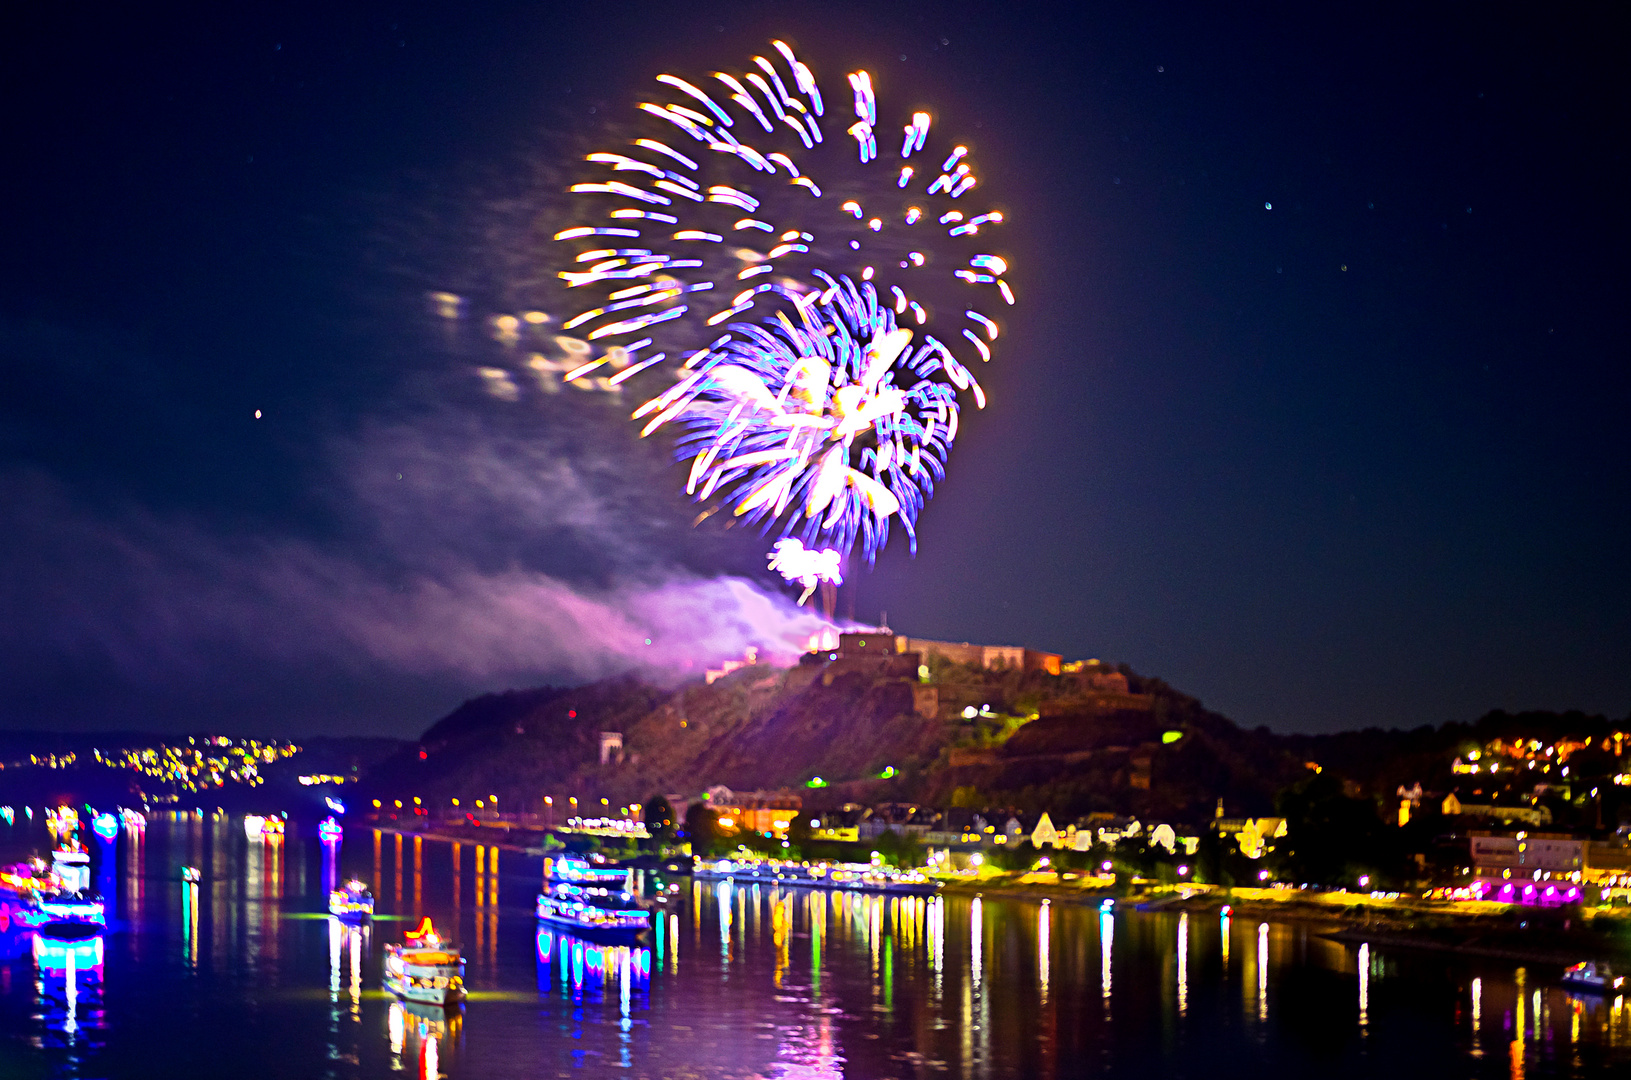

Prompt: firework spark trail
xmin=634 ymin=275 xmax=978 ymax=571
xmin=550 ymin=40 xmax=1013 ymax=598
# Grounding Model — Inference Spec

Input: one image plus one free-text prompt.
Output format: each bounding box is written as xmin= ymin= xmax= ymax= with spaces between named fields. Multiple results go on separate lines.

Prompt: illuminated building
xmin=702 ymin=785 xmax=802 ymax=837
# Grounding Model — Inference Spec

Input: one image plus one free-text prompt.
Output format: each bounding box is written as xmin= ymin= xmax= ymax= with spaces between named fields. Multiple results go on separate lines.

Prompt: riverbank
xmin=928 ymin=869 xmax=1631 ymax=964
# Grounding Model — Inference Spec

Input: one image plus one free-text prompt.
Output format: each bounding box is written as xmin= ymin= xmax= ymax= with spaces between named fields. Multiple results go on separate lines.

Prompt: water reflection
xmin=6 ymin=816 xmax=1631 ymax=1077
xmin=32 ymin=926 xmax=106 ymax=1059
xmin=388 ymin=999 xmax=462 ymax=1079
xmin=1176 ymin=911 xmax=1188 ymax=1017
xmin=1099 ymin=905 xmax=1113 ymax=1008
xmin=1472 ymin=975 xmax=1483 ymax=1058
xmin=1358 ymin=941 xmax=1370 ymax=1032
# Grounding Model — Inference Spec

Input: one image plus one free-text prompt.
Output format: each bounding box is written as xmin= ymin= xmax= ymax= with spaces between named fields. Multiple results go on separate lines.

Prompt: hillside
xmin=361 ymin=656 xmax=1320 ymax=824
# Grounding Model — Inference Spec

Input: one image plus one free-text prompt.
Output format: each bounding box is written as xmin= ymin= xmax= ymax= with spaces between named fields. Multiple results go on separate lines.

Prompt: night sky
xmin=2 ymin=2 xmax=1625 ymax=737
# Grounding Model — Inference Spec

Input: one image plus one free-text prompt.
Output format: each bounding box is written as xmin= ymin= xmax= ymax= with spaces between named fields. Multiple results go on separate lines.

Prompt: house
xmin=1031 ymin=812 xmax=1061 ymax=849
xmin=1442 ymin=793 xmax=1553 ymax=827
xmin=1213 ymin=816 xmax=1288 ymax=859
xmin=1470 ymin=832 xmax=1583 ymax=885
xmin=703 ymin=786 xmax=802 ymax=837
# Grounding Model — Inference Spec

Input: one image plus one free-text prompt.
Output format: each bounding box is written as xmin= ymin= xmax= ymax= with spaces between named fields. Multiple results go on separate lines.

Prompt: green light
xmin=879 ymin=766 xmax=896 ymax=779
xmin=1162 ymin=731 xmax=1183 ymax=744
xmin=806 ymin=776 xmax=828 ymax=788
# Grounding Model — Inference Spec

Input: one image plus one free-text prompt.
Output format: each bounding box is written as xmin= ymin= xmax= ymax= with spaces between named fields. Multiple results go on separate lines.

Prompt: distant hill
xmin=360 ymin=658 xmax=1323 ymax=824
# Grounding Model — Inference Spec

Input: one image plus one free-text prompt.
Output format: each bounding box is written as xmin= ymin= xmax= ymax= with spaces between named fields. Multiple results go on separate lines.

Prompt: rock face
xmin=361 ymin=659 xmax=1317 ymax=822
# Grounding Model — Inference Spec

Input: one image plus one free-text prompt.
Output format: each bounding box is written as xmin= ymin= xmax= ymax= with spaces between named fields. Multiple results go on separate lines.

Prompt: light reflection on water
xmin=1 ymin=815 xmax=1630 ymax=1077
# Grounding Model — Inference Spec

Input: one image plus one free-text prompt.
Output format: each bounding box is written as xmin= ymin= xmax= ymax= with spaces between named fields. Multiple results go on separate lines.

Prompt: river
xmin=0 ymin=812 xmax=1626 ymax=1078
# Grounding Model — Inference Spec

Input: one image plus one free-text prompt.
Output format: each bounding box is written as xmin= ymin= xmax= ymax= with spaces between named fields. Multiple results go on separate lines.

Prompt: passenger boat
xmin=328 ymin=879 xmax=374 ymax=922
xmin=693 ymin=855 xmax=940 ymax=897
xmin=537 ymin=857 xmax=651 ymax=942
xmin=1562 ymin=961 xmax=1626 ymax=993
xmin=545 ymin=854 xmax=631 ymax=886
xmin=0 ymin=859 xmax=52 ymax=902
xmin=384 ymin=918 xmax=465 ymax=1006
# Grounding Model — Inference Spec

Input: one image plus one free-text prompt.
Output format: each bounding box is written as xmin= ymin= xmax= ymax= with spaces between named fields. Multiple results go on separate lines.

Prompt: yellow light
xmin=372 ymin=799 xmax=381 ymax=808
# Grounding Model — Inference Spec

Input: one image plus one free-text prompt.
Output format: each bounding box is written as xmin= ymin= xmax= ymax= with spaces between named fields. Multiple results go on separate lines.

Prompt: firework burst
xmin=553 ymin=40 xmax=1012 ymax=596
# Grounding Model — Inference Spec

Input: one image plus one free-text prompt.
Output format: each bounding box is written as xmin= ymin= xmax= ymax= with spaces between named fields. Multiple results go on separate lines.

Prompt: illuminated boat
xmin=0 ymin=859 xmax=51 ymax=902
xmin=1562 ymin=961 xmax=1625 ymax=993
xmin=536 ymin=879 xmax=652 ymax=942
xmin=27 ymin=840 xmax=105 ymax=926
xmin=318 ymin=816 xmax=344 ymax=843
xmin=545 ymin=854 xmax=630 ymax=886
xmin=384 ymin=918 xmax=465 ymax=1006
xmin=329 ymin=879 xmax=374 ymax=922
xmin=694 ymin=856 xmax=940 ymax=897
xmin=91 ymin=812 xmax=119 ymax=842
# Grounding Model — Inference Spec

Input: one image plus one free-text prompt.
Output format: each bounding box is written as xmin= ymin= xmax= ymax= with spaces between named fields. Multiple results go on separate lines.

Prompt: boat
xmin=318 ymin=816 xmax=344 ymax=843
xmin=19 ymin=829 xmax=107 ymax=926
xmin=545 ymin=854 xmax=631 ymax=886
xmin=693 ymin=855 xmax=941 ymax=897
xmin=0 ymin=859 xmax=52 ymax=902
xmin=536 ymin=859 xmax=652 ymax=942
xmin=1562 ymin=961 xmax=1626 ymax=993
xmin=329 ymin=879 xmax=374 ymax=922
xmin=384 ymin=918 xmax=465 ymax=1006
xmin=91 ymin=812 xmax=119 ymax=842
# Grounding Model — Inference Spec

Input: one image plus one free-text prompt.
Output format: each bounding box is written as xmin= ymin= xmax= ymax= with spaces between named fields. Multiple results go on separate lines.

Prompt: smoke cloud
xmin=0 ymin=395 xmax=835 ymax=735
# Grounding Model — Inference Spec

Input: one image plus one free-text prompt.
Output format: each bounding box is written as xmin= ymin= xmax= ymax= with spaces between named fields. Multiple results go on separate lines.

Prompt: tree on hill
xmin=872 ymin=827 xmax=923 ymax=868
xmin=643 ymin=795 xmax=676 ymax=848
xmin=684 ymin=802 xmax=720 ymax=857
xmin=1274 ymin=772 xmax=1406 ymax=888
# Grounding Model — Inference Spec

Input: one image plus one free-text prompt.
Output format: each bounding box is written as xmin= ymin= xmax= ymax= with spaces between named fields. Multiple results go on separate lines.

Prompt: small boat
xmin=0 ymin=859 xmax=51 ymax=902
xmin=1562 ymin=961 xmax=1626 ymax=993
xmin=536 ymin=879 xmax=652 ymax=942
xmin=329 ymin=879 xmax=374 ymax=922
xmin=384 ymin=918 xmax=465 ymax=1006
xmin=28 ymin=841 xmax=104 ymax=926
xmin=91 ymin=813 xmax=119 ymax=842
